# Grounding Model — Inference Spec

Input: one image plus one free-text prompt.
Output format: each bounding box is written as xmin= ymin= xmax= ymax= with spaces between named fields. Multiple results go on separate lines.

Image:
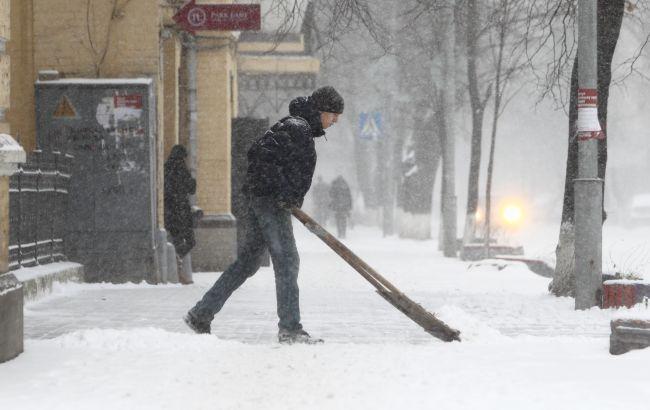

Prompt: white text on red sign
xmin=577 ymin=88 xmax=597 ymax=108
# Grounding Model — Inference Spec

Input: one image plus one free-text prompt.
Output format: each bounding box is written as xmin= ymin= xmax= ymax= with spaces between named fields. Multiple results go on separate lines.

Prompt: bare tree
xmin=308 ymin=0 xmax=450 ymax=237
xmin=456 ymin=0 xmax=530 ymax=255
xmin=262 ymin=0 xmax=390 ymax=54
xmin=483 ymin=0 xmax=528 ymax=256
xmin=460 ymin=0 xmax=493 ymax=246
xmin=393 ymin=0 xmax=449 ymax=239
xmin=82 ymin=0 xmax=133 ymax=77
xmin=548 ymin=0 xmax=626 ymax=296
xmin=519 ymin=0 xmax=648 ymax=296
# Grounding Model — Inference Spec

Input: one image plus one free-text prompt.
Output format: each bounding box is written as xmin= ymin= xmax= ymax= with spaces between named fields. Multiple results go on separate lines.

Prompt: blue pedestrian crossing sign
xmin=358 ymin=112 xmax=383 ymax=140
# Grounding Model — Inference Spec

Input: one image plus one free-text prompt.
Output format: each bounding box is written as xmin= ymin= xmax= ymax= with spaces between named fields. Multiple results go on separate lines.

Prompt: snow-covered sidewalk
xmin=2 ymin=223 xmax=650 ymax=410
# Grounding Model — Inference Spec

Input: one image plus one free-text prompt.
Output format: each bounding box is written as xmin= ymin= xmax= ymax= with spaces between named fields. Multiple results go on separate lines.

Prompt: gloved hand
xmin=277 ymin=197 xmax=302 ymax=210
xmin=277 ymin=200 xmax=292 ymax=210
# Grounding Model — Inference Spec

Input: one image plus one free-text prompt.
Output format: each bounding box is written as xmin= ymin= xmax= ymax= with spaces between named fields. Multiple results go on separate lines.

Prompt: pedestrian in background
xmin=164 ymin=144 xmax=196 ymax=285
xmin=329 ymin=175 xmax=352 ymax=238
xmin=312 ymin=176 xmax=330 ymax=225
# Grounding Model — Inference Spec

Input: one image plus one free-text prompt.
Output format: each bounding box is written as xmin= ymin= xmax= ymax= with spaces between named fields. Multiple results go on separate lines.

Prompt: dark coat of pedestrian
xmin=185 ymin=86 xmax=344 ymax=344
xmin=311 ymin=176 xmax=330 ymax=225
xmin=164 ymin=145 xmax=196 ymax=284
xmin=329 ymin=175 xmax=352 ymax=238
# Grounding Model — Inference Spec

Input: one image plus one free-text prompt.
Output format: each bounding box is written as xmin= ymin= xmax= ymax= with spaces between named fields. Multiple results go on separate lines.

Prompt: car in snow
xmin=473 ymin=198 xmax=527 ymax=233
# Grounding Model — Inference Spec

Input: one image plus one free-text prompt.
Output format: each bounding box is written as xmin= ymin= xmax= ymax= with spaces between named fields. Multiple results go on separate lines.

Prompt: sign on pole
xmin=358 ymin=112 xmax=382 ymax=140
xmin=173 ymin=1 xmax=261 ymax=34
xmin=576 ymin=88 xmax=604 ymax=141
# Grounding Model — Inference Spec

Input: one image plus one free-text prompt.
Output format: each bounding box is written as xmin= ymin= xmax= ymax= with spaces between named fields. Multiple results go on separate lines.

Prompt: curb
xmin=12 ymin=262 xmax=84 ymax=301
xmin=610 ymin=319 xmax=650 ymax=355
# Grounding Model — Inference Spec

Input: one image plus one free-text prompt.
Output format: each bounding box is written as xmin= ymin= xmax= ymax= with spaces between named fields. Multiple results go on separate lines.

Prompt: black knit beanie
xmin=311 ymin=86 xmax=344 ymax=114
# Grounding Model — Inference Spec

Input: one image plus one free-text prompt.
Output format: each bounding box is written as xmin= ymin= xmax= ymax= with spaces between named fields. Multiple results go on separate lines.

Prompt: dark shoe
xmin=183 ymin=312 xmax=211 ymax=334
xmin=278 ymin=329 xmax=323 ymax=345
xmin=179 ymin=276 xmax=194 ymax=285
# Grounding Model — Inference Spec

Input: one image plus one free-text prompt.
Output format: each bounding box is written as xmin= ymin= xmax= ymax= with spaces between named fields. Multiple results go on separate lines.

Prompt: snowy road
xmin=2 ymin=223 xmax=650 ymax=409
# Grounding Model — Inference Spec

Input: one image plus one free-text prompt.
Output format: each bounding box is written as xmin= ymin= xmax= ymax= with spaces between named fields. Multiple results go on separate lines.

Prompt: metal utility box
xmin=35 ymin=79 xmax=160 ymax=282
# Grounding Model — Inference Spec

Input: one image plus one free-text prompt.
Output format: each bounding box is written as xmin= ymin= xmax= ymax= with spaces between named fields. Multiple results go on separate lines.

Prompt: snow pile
xmin=1 ymin=327 xmax=649 ymax=410
xmin=436 ymin=305 xmax=505 ymax=342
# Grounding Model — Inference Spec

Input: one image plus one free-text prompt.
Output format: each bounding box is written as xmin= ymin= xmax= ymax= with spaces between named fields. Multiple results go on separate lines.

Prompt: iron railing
xmin=8 ymin=150 xmax=72 ymax=270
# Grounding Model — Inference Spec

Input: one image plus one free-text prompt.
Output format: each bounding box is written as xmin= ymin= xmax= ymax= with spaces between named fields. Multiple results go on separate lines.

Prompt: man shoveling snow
xmin=184 ymin=86 xmax=344 ymax=344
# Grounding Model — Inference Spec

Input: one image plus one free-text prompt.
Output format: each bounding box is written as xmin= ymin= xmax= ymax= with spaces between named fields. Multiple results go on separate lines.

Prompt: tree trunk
xmin=484 ymin=2 xmax=507 ymax=258
xmin=440 ymin=0 xmax=458 ymax=257
xmin=397 ymin=113 xmax=442 ymax=239
xmin=550 ymin=0 xmax=625 ymax=297
xmin=463 ymin=0 xmax=489 ymax=246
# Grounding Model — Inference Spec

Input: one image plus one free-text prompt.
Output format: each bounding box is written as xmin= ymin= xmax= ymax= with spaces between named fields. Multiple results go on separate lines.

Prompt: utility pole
xmin=575 ymin=0 xmax=603 ymax=309
xmin=440 ymin=0 xmax=457 ymax=257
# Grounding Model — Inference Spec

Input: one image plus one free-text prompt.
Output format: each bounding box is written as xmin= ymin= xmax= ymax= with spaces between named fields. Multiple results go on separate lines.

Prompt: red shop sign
xmin=174 ymin=1 xmax=261 ymax=33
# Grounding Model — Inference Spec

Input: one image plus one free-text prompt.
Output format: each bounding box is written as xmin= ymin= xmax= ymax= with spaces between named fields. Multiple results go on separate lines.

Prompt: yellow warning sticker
xmin=52 ymin=95 xmax=77 ymax=119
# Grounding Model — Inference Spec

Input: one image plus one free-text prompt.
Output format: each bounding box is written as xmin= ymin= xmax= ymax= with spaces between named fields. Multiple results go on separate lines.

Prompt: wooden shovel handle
xmin=292 ymin=207 xmax=462 ymax=342
xmin=291 ymin=207 xmax=402 ymax=295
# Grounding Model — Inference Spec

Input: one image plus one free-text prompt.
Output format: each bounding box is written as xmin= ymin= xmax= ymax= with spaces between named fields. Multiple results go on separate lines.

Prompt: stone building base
xmin=192 ymin=214 xmax=237 ymax=272
xmin=13 ymin=262 xmax=84 ymax=301
xmin=0 ymin=273 xmax=23 ymax=363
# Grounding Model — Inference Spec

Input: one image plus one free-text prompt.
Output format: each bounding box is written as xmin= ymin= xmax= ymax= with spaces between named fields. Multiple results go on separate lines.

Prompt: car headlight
xmin=501 ymin=204 xmax=523 ymax=226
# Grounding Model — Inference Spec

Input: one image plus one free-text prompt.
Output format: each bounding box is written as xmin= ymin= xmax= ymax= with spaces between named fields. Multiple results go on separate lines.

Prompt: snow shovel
xmin=291 ymin=208 xmax=461 ymax=342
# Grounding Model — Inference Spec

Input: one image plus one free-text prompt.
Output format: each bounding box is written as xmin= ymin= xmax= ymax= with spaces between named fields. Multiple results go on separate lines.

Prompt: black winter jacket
xmin=245 ymin=96 xmax=325 ymax=207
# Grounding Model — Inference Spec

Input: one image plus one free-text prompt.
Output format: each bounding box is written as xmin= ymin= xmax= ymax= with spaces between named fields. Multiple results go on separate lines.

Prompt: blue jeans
xmin=190 ymin=196 xmax=302 ymax=331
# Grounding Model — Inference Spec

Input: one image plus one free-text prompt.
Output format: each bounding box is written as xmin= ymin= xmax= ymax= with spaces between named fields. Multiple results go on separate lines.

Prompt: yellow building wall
xmin=0 ymin=0 xmax=9 ymax=134
xmin=10 ymin=0 xmax=161 ymax=152
xmin=0 ymin=53 xmax=9 ymax=134
xmin=237 ymin=37 xmax=304 ymax=54
xmin=8 ymin=0 xmax=33 ymax=146
xmin=196 ymin=37 xmax=235 ymax=215
xmin=231 ymin=64 xmax=238 ymax=119
xmin=10 ymin=0 xmax=167 ymax=227
xmin=0 ymin=0 xmax=8 ymax=39
xmin=0 ymin=0 xmax=10 ymax=272
xmin=162 ymin=34 xmax=181 ymax=159
xmin=31 ymin=0 xmax=159 ymax=77
xmin=9 ymin=0 xmax=241 ymax=231
xmin=238 ymin=55 xmax=320 ymax=74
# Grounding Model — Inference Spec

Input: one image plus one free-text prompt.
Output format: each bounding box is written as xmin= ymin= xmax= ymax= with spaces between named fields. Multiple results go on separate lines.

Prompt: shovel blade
xmin=377 ymin=289 xmax=461 ymax=342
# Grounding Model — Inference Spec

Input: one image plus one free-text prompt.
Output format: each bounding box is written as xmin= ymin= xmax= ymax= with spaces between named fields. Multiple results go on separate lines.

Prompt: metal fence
xmin=8 ymin=150 xmax=72 ymax=270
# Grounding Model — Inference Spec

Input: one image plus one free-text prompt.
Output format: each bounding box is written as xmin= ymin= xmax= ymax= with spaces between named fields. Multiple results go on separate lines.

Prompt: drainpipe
xmin=186 ymin=32 xmax=198 ymax=203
